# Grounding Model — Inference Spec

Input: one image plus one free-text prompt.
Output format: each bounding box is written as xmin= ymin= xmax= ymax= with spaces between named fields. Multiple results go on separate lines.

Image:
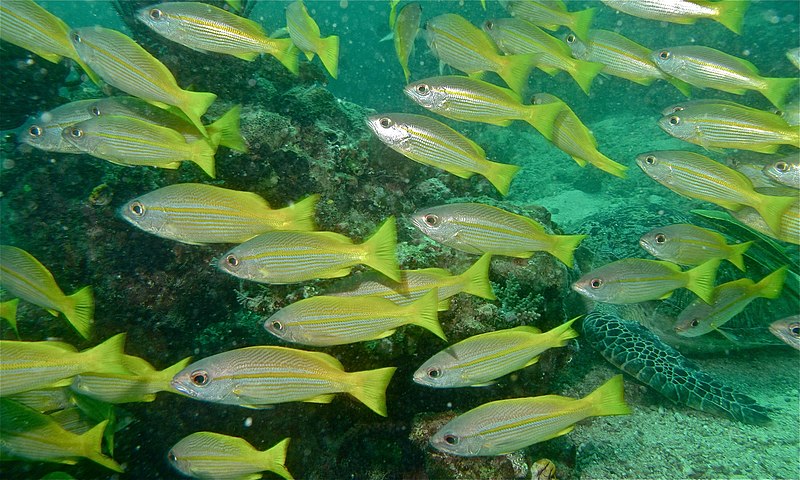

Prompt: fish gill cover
xmin=0 ymin=0 xmax=798 ymax=479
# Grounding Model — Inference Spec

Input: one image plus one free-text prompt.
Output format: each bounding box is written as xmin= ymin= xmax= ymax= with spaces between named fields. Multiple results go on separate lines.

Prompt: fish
xmin=170 ymin=346 xmax=397 ymax=416
xmin=329 ymin=253 xmax=496 ymax=309
xmin=0 ymin=245 xmax=94 ymax=338
xmin=657 ymin=102 xmax=800 ymax=154
xmin=499 ymin=0 xmax=595 ymax=41
xmin=1 ymin=297 xmax=20 ymax=334
xmin=729 ymin=203 xmax=800 ymax=246
xmin=482 ymin=18 xmax=603 ymax=95
xmin=651 ymin=45 xmax=795 ymax=109
xmin=71 ymin=355 xmax=192 ymax=404
xmin=7 ymin=387 xmax=73 ymax=414
xmin=137 ymin=2 xmax=299 ymax=74
xmin=600 ymin=0 xmax=749 ymax=34
xmin=424 ymin=13 xmax=537 ymax=95
xmin=413 ymin=318 xmax=579 ymax=388
xmin=639 ymin=223 xmax=753 ymax=271
xmin=411 ymin=203 xmax=586 ymax=267
xmin=264 ymin=289 xmax=445 ymax=346
xmin=286 ymin=0 xmax=339 ymax=78
xmin=62 ymin=116 xmax=218 ymax=178
xmin=572 ymin=258 xmax=720 ymax=304
xmin=530 ymin=93 xmax=628 ymax=178
xmin=168 ymin=433 xmax=293 ymax=480
xmin=788 ymin=48 xmax=800 ymax=69
xmin=120 ymin=184 xmax=318 ymax=245
xmin=660 ymin=99 xmax=743 ymax=117
xmin=403 ymin=75 xmax=561 ymax=136
xmin=675 ymin=266 xmax=788 ymax=338
xmin=564 ymin=29 xmax=691 ymax=96
xmin=769 ymin=315 xmax=800 ymax=351
xmin=16 ymin=99 xmax=97 ymax=153
xmin=429 ymin=375 xmax=630 ymax=456
xmin=388 ymin=0 xmax=401 ymax=28
xmin=218 ymin=216 xmax=400 ymax=284
xmin=366 ymin=113 xmax=521 ymax=195
xmin=636 ymin=150 xmax=796 ymax=234
xmin=763 ymin=155 xmax=800 ymax=190
xmin=0 ymin=333 xmax=129 ymax=396
xmin=776 ymin=99 xmax=800 ymax=127
xmin=392 ymin=2 xmax=421 ymax=83
xmin=0 ymin=398 xmax=123 ymax=472
xmin=69 ymin=26 xmax=217 ymax=135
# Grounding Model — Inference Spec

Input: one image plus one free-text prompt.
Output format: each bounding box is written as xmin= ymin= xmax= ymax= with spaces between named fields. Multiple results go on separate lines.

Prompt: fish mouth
xmin=171 ymin=380 xmax=198 ymax=398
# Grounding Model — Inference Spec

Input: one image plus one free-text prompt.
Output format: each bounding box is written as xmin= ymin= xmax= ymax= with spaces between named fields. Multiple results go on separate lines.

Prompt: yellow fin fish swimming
xmin=601 ymin=0 xmax=750 ymax=35
xmin=286 ymin=0 xmax=339 ymax=78
xmin=393 ymin=2 xmax=421 ymax=83
xmin=639 ymin=223 xmax=753 ymax=271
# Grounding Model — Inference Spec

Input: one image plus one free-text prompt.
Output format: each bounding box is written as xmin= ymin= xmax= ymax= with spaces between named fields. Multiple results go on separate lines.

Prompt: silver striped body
xmin=0 ymin=245 xmax=68 ymax=314
xmin=653 ymin=46 xmax=766 ymax=92
xmin=331 ymin=269 xmax=461 ymax=305
xmin=286 ymin=1 xmax=320 ymax=54
xmin=425 ymin=14 xmax=502 ymax=74
xmin=18 ymin=99 xmax=96 ymax=153
xmin=89 ymin=96 xmax=204 ymax=143
xmin=0 ymin=341 xmax=85 ymax=396
xmin=169 ymin=432 xmax=284 ymax=480
xmin=484 ymin=18 xmax=576 ymax=72
xmin=501 ymin=0 xmax=571 ymax=28
xmin=568 ymin=29 xmax=664 ymax=84
xmin=639 ymin=224 xmax=740 ymax=265
xmin=0 ymin=0 xmax=75 ymax=62
xmin=572 ymin=258 xmax=688 ymax=304
xmin=601 ymin=0 xmax=717 ymax=22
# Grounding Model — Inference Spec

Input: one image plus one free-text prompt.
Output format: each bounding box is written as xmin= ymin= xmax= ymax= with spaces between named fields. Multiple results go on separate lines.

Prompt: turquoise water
xmin=1 ymin=1 xmax=798 ymax=479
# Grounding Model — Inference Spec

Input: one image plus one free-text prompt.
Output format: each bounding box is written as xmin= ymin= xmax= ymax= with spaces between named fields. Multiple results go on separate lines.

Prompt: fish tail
xmin=585 ymin=374 xmax=632 ymax=417
xmin=190 ymin=135 xmax=219 ymax=178
xmin=410 ymin=289 xmax=446 ymax=341
xmin=181 ymin=90 xmax=217 ymax=136
xmin=267 ymin=37 xmax=301 ymax=75
xmin=317 ymin=35 xmax=340 ymax=79
xmin=459 ymin=254 xmax=496 ymax=300
xmin=84 ymin=333 xmax=130 ymax=376
xmin=362 ymin=216 xmax=400 ymax=282
xmin=666 ymin=76 xmax=693 ymax=97
xmin=755 ymin=193 xmax=795 ymax=234
xmin=684 ymin=259 xmax=721 ymax=304
xmin=63 ymin=286 xmax=94 ymax=339
xmin=755 ymin=266 xmax=788 ymax=300
xmin=282 ymin=194 xmax=319 ymax=231
xmin=259 ymin=437 xmax=294 ymax=480
xmin=524 ymin=101 xmax=564 ymax=141
xmin=498 ymin=53 xmax=536 ymax=95
xmin=569 ymin=7 xmax=596 ymax=42
xmin=586 ymin=150 xmax=628 ymax=178
xmin=714 ymin=0 xmax=750 ymax=34
xmin=207 ymin=104 xmax=246 ymax=152
xmin=726 ymin=240 xmax=753 ymax=271
xmin=548 ymin=234 xmax=587 ymax=268
xmin=0 ymin=298 xmax=19 ymax=335
xmin=568 ymin=59 xmax=603 ymax=95
xmin=158 ymin=356 xmax=193 ymax=392
xmin=545 ymin=316 xmax=581 ymax=346
xmin=347 ymin=366 xmax=397 ymax=416
xmin=80 ymin=420 xmax=124 ymax=472
xmin=761 ymin=77 xmax=795 ymax=110
xmin=483 ymin=160 xmax=521 ymax=196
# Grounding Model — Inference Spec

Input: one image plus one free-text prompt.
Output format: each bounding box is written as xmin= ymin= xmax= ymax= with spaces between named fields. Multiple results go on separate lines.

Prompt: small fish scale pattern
xmin=582 ymin=311 xmax=771 ymax=425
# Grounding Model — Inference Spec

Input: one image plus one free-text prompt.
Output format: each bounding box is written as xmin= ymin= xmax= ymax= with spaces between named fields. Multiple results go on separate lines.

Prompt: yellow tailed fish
xmin=120 ymin=184 xmax=318 ymax=245
xmin=413 ymin=318 xmax=579 ymax=388
xmin=388 ymin=0 xmax=401 ymax=29
xmin=69 ymin=26 xmax=217 ymax=135
xmin=531 ymin=93 xmax=628 ymax=178
xmin=0 ymin=399 xmax=123 ymax=472
xmin=366 ymin=113 xmax=521 ymax=195
xmin=7 ymin=386 xmax=73 ymax=414
xmin=430 ymin=375 xmax=630 ymax=456
xmin=601 ymin=0 xmax=749 ymax=34
xmin=572 ymin=258 xmax=720 ymax=304
xmin=219 ymin=217 xmax=400 ymax=284
xmin=0 ymin=297 xmax=20 ymax=335
xmin=763 ymin=155 xmax=800 ymax=190
xmin=137 ymin=2 xmax=299 ymax=74
xmin=264 ymin=289 xmax=445 ymax=346
xmin=286 ymin=0 xmax=339 ymax=78
xmin=729 ymin=202 xmax=799 ymax=245
xmin=636 ymin=151 xmax=796 ymax=234
xmin=769 ymin=315 xmax=800 ymax=350
xmin=499 ymin=0 xmax=595 ymax=41
xmin=0 ymin=245 xmax=94 ymax=338
xmin=0 ymin=333 xmax=129 ymax=396
xmin=411 ymin=203 xmax=586 ymax=267
xmin=62 ymin=116 xmax=218 ymax=178
xmin=424 ymin=13 xmax=536 ymax=95
xmin=675 ymin=266 xmax=788 ymax=338
xmin=482 ymin=18 xmax=603 ymax=95
xmin=171 ymin=346 xmax=397 ymax=416
xmin=393 ymin=2 xmax=421 ymax=83
xmin=652 ymin=45 xmax=796 ymax=109
xmin=168 ymin=433 xmax=293 ymax=480
xmin=639 ymin=224 xmax=753 ymax=271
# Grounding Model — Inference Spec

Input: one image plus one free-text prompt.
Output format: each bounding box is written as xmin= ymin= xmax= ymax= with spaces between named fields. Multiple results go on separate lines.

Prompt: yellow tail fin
xmin=347 ymin=366 xmax=397 ymax=416
xmin=713 ymin=0 xmax=750 ymax=34
xmin=63 ymin=286 xmax=94 ymax=339
xmin=544 ymin=316 xmax=581 ymax=346
xmin=181 ymin=90 xmax=217 ymax=137
xmin=0 ymin=298 xmax=19 ymax=335
xmin=267 ymin=37 xmax=301 ymax=75
xmin=568 ymin=59 xmax=603 ymax=95
xmin=80 ymin=420 xmax=124 ymax=472
xmin=684 ymin=259 xmax=721 ymax=303
xmin=189 ymin=135 xmax=219 ymax=178
xmin=548 ymin=234 xmax=587 ymax=268
xmin=755 ymin=193 xmax=795 ymax=235
xmin=409 ymin=289 xmax=446 ymax=341
xmin=726 ymin=240 xmax=753 ymax=272
xmin=281 ymin=194 xmax=319 ymax=231
xmin=569 ymin=7 xmax=596 ymax=42
xmin=207 ymin=105 xmax=246 ymax=152
xmin=484 ymin=160 xmax=521 ymax=196
xmin=754 ymin=266 xmax=788 ymax=300
xmin=258 ymin=437 xmax=294 ymax=480
xmin=498 ymin=53 xmax=536 ymax=95
xmin=459 ymin=254 xmax=496 ymax=300
xmin=761 ymin=77 xmax=796 ymax=110
xmin=82 ymin=333 xmax=130 ymax=377
xmin=524 ymin=101 xmax=563 ymax=141
xmin=585 ymin=374 xmax=632 ymax=417
xmin=317 ymin=35 xmax=340 ymax=79
xmin=156 ymin=356 xmax=193 ymax=393
xmin=586 ymin=150 xmax=628 ymax=179
xmin=362 ymin=217 xmax=400 ymax=282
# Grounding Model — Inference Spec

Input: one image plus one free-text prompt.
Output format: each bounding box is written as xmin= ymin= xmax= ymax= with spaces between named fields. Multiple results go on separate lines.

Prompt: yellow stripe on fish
xmin=499 ymin=0 xmax=596 ymax=41
xmin=600 ymin=0 xmax=749 ymax=34
xmin=639 ymin=223 xmax=753 ymax=271
xmin=168 ymin=433 xmax=293 ymax=480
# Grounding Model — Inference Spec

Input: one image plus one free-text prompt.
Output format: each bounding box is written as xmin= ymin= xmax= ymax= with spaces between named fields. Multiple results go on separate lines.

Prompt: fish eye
xmin=644 ymin=155 xmax=657 ymax=165
xmin=659 ymin=50 xmax=670 ymax=60
xmin=71 ymin=32 xmax=82 ymax=43
xmin=271 ymin=321 xmax=283 ymax=331
xmin=443 ymin=434 xmax=459 ymax=445
xmin=416 ymin=84 xmax=430 ymax=96
xmin=530 ymin=95 xmax=541 ymax=105
xmin=484 ymin=20 xmax=494 ymax=30
xmin=789 ymin=323 xmax=800 ymax=337
xmin=379 ymin=117 xmax=393 ymax=128
xmin=129 ymin=201 xmax=145 ymax=216
xmin=149 ymin=8 xmax=163 ymax=20
xmin=69 ymin=127 xmax=84 ymax=138
xmin=28 ymin=125 xmax=43 ymax=137
xmin=668 ymin=116 xmax=680 ymax=126
xmin=167 ymin=451 xmax=177 ymax=462
xmin=566 ymin=34 xmax=576 ymax=44
xmin=690 ymin=319 xmax=699 ymax=327
xmin=226 ymin=254 xmax=239 ymax=267
xmin=423 ymin=214 xmax=439 ymax=227
xmin=190 ymin=370 xmax=209 ymax=386
xmin=427 ymin=367 xmax=441 ymax=378
xmin=655 ymin=233 xmax=666 ymax=244
xmin=775 ymin=161 xmax=790 ymax=172
xmin=91 ymin=106 xmax=101 ymax=116
xmin=589 ymin=278 xmax=603 ymax=289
